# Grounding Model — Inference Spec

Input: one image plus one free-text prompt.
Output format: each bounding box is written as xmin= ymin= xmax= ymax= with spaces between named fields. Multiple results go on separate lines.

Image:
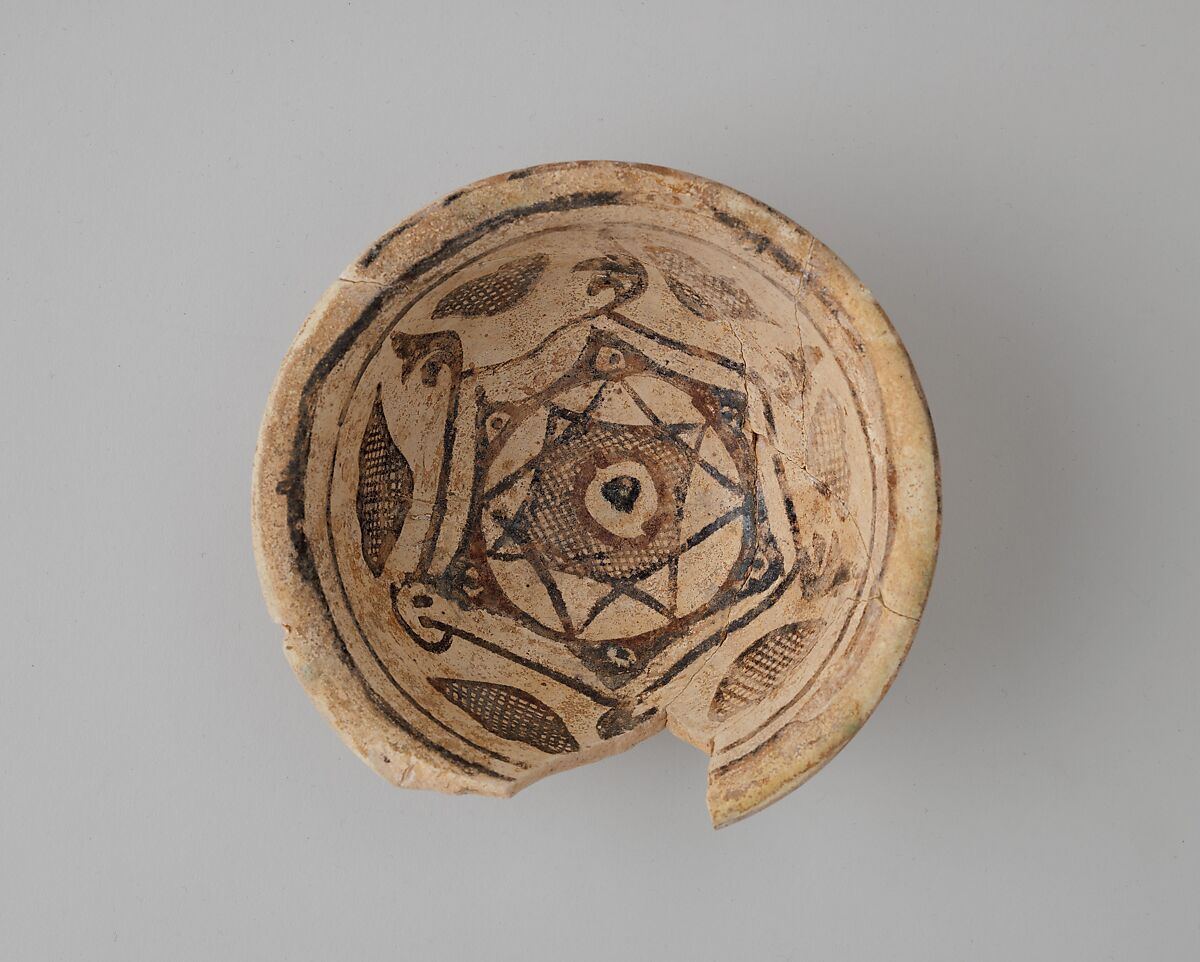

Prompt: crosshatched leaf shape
xmin=356 ymin=386 xmax=413 ymax=577
xmin=432 ymin=253 xmax=549 ymax=318
xmin=430 ymin=678 xmax=580 ymax=754
xmin=806 ymin=390 xmax=850 ymax=506
xmin=709 ymin=620 xmax=823 ymax=722
xmin=644 ymin=244 xmax=769 ymax=324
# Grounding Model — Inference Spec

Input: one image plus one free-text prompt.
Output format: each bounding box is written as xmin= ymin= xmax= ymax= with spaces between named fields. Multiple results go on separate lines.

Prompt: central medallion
xmin=433 ymin=329 xmax=765 ymax=681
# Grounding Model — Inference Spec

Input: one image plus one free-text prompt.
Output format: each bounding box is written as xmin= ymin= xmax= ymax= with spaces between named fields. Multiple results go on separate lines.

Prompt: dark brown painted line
xmin=416 ymin=360 xmax=461 ymax=578
xmin=312 ymin=585 xmax=514 ymax=780
xmin=523 ymin=545 xmax=576 ymax=637
xmin=355 ymin=617 xmax=526 ymax=769
xmin=709 ymin=208 xmax=803 ymax=274
xmin=609 ymin=310 xmax=744 ymax=375
xmin=326 ymin=523 xmax=525 ymax=769
xmin=363 ymin=682 xmax=515 ymax=781
xmin=680 ymin=505 xmax=745 ymax=553
xmin=640 ymin=561 xmax=803 ymax=697
xmin=419 ymin=618 xmax=619 ymax=708
xmin=715 ymin=458 xmax=878 ymax=758
xmin=360 ymin=189 xmax=624 ymax=270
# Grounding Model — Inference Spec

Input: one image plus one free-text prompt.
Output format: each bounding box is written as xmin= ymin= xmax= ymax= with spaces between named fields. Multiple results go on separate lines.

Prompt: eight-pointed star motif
xmin=479 ymin=373 xmax=749 ymax=644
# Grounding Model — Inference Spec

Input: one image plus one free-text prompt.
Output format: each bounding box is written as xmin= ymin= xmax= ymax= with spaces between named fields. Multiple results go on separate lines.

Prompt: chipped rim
xmin=251 ymin=160 xmax=940 ymax=825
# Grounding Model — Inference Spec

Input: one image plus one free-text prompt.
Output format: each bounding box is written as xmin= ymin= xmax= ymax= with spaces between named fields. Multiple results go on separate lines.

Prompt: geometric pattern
xmin=432 ymin=253 xmax=549 ymax=319
xmin=356 ymin=387 xmax=413 ymax=577
xmin=430 ymin=677 xmax=579 ymax=754
xmin=707 ymin=620 xmax=823 ymax=721
xmin=525 ymin=419 xmax=695 ymax=582
xmin=644 ymin=245 xmax=766 ymax=324
xmin=476 ymin=366 xmax=751 ymax=646
xmin=806 ymin=390 xmax=849 ymax=505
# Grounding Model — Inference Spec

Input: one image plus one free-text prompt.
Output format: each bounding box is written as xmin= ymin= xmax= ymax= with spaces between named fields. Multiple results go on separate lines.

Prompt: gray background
xmin=2 ymin=1 xmax=1197 ymax=958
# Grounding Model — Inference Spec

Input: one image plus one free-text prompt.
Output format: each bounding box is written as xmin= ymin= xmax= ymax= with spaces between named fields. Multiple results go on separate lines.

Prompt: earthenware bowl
xmin=252 ymin=161 xmax=939 ymax=826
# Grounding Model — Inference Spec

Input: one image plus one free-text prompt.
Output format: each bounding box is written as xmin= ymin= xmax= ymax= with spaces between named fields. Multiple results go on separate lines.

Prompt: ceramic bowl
xmin=252 ymin=161 xmax=939 ymax=826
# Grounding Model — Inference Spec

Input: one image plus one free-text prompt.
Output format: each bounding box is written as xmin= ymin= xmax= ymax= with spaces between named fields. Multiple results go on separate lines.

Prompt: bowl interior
xmin=254 ymin=163 xmax=938 ymax=825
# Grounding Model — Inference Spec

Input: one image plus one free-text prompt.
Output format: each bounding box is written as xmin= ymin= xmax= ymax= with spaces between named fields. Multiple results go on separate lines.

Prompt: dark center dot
xmin=600 ymin=475 xmax=641 ymax=513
